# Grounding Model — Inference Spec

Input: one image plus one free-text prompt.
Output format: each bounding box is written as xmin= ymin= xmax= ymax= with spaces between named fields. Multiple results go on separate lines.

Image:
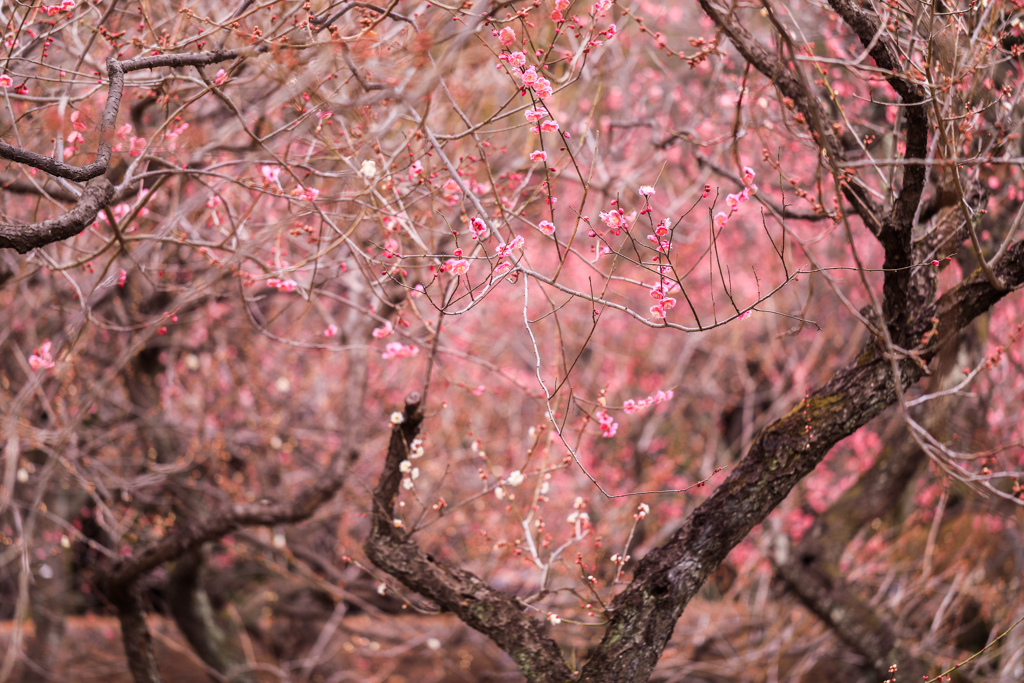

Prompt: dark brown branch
xmin=826 ymin=0 xmax=930 ymax=342
xmin=0 ymin=47 xmax=268 ymax=183
xmin=167 ymin=548 xmax=256 ymax=683
xmin=107 ymin=582 xmax=164 ymax=683
xmin=696 ymin=0 xmax=884 ymax=234
xmin=576 ymin=242 xmax=1024 ymax=682
xmin=107 ymin=451 xmax=355 ymax=587
xmin=364 ymin=394 xmax=575 ymax=683
xmin=0 ymin=179 xmax=114 ymax=253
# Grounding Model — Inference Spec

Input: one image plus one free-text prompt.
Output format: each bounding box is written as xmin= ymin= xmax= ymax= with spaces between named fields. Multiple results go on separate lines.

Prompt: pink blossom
xmin=470 ymin=216 xmax=488 ymax=239
xmin=298 ymin=186 xmax=319 ymax=201
xmin=741 ymin=166 xmax=756 ymax=185
xmin=498 ymin=27 xmax=516 ymax=47
xmin=324 ymin=324 xmax=338 ymax=337
xmin=128 ymin=136 xmax=146 ymax=157
xmin=540 ymin=119 xmax=559 ymax=132
xmin=599 ymin=210 xmax=623 ymax=229
xmin=67 ymin=130 xmax=84 ymax=145
xmin=530 ymin=150 xmax=547 ymax=163
xmin=726 ymin=193 xmax=740 ymax=211
xmin=409 ymin=160 xmax=424 ymax=176
xmin=496 ymin=234 xmax=524 ymax=258
xmin=520 ymin=66 xmax=539 ymax=87
xmin=444 ymin=258 xmax=470 ymax=275
xmin=29 ymin=341 xmax=55 ymax=372
xmin=738 ymin=310 xmax=753 ymax=321
xmin=713 ymin=212 xmax=728 ymax=229
xmin=278 ymin=279 xmax=297 ymax=292
xmin=70 ymin=111 xmax=86 ymax=131
xmin=606 ymin=23 xmax=617 ymax=39
xmin=117 ymin=269 xmax=127 ymax=287
xmin=639 ymin=185 xmax=655 ymax=197
xmin=494 ymin=261 xmax=513 ymax=276
xmin=592 ymin=0 xmax=612 ymax=15
xmin=0 ymin=75 xmax=12 ymax=88
xmin=538 ymin=220 xmax=555 ymax=235
xmin=550 ymin=10 xmax=564 ymax=21
xmin=372 ymin=322 xmax=394 ymax=339
xmin=381 ymin=342 xmax=419 ymax=360
xmin=525 ymin=108 xmax=546 ymax=122
xmin=556 ymin=0 xmax=570 ymax=9
xmin=534 ymin=78 xmax=553 ymax=99
xmin=499 ymin=52 xmax=527 ymax=68
xmin=595 ymin=409 xmax=618 ymax=438
xmin=261 ymin=165 xmax=280 ymax=184
xmin=214 ymin=69 xmax=227 ymax=85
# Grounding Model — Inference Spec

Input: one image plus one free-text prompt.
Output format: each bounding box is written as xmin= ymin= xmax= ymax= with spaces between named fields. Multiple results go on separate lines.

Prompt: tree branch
xmin=364 ymin=393 xmax=575 ymax=683
xmin=0 ymin=179 xmax=114 ymax=254
xmin=576 ymin=241 xmax=1024 ymax=681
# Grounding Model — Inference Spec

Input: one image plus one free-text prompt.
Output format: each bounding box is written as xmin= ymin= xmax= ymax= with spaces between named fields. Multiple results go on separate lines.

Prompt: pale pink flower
xmin=530 ymin=150 xmax=547 ymax=163
xmin=540 ymin=120 xmax=559 ymax=132
xmin=444 ymin=258 xmax=470 ymax=275
xmin=499 ymin=52 xmax=527 ymax=68
xmin=372 ymin=322 xmax=394 ymax=339
xmin=0 ymin=75 xmax=12 ymax=88
xmin=298 ymin=186 xmax=319 ymax=201
xmin=494 ymin=261 xmax=513 ymax=276
xmin=498 ymin=27 xmax=516 ymax=46
xmin=525 ymin=108 xmax=546 ymax=122
xmin=538 ymin=220 xmax=555 ymax=235
xmin=324 ymin=324 xmax=338 ymax=337
xmin=592 ymin=0 xmax=612 ymax=15
xmin=214 ymin=69 xmax=227 ymax=85
xmin=713 ymin=212 xmax=728 ymax=229
xmin=639 ymin=185 xmax=656 ymax=197
xmin=29 ymin=341 xmax=55 ymax=371
xmin=470 ymin=216 xmax=488 ymax=239
xmin=599 ymin=210 xmax=623 ymax=229
xmin=741 ymin=166 xmax=756 ymax=185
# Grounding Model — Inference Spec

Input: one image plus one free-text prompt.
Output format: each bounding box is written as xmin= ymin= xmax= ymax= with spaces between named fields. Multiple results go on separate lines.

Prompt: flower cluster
xmin=496 ymin=234 xmax=525 ymax=258
xmin=622 ymin=390 xmax=674 ymax=414
xmin=42 ymin=0 xmax=75 ymax=15
xmin=712 ymin=166 xmax=757 ymax=229
xmin=595 ymin=409 xmax=618 ymax=437
xmin=267 ymin=278 xmax=297 ymax=293
xmin=381 ymin=342 xmax=419 ymax=360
